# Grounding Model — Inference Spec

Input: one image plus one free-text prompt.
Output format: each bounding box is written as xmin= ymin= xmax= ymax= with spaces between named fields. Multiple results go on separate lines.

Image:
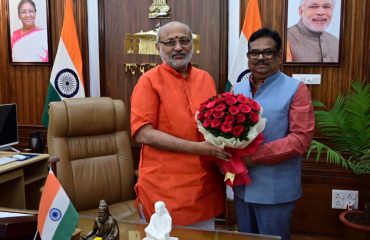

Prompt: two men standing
xmin=131 ymin=21 xmax=314 ymax=240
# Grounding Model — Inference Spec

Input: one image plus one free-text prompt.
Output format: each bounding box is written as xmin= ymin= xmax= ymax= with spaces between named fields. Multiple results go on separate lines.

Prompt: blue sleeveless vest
xmin=233 ymin=71 xmax=302 ymax=204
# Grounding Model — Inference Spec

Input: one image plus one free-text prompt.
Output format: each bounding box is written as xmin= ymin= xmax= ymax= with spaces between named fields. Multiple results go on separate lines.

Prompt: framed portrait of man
xmin=283 ymin=0 xmax=344 ymax=66
xmin=7 ymin=0 xmax=50 ymax=64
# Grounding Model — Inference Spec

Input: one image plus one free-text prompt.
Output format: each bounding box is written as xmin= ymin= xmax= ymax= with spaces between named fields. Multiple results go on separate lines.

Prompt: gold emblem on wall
xmin=125 ymin=29 xmax=158 ymax=55
xmin=149 ymin=0 xmax=171 ymax=18
xmin=124 ymin=28 xmax=201 ymax=55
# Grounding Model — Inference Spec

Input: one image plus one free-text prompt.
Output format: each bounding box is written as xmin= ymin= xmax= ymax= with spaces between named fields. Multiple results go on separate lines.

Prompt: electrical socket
xmin=333 ymin=198 xmax=344 ymax=208
xmin=332 ymin=189 xmax=359 ymax=210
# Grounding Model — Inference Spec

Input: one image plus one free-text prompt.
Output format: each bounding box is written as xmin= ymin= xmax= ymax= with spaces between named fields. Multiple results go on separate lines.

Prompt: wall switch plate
xmin=332 ymin=189 xmax=359 ymax=210
xmin=292 ymin=74 xmax=321 ymax=84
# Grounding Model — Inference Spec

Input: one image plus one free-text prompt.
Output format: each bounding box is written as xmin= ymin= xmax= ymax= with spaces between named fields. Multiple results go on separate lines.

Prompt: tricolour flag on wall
xmin=37 ymin=170 xmax=79 ymax=240
xmin=226 ymin=0 xmax=262 ymax=91
xmin=41 ymin=0 xmax=85 ymax=127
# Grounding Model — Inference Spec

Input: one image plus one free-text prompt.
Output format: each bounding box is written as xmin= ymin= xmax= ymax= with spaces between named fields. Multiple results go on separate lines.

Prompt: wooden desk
xmin=78 ymin=217 xmax=281 ymax=240
xmin=0 ymin=207 xmax=38 ymax=239
xmin=0 ymin=152 xmax=49 ymax=210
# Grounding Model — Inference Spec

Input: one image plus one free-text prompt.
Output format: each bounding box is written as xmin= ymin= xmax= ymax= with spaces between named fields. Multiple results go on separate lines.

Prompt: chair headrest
xmin=49 ymin=97 xmax=125 ymax=137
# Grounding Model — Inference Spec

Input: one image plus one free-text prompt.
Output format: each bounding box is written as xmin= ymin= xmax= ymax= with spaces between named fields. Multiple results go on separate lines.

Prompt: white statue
xmin=143 ymin=201 xmax=178 ymax=240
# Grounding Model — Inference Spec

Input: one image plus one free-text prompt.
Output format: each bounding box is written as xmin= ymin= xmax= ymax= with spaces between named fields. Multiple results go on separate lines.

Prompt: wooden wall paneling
xmin=34 ymin=67 xmax=42 ymax=120
xmin=293 ymin=161 xmax=370 ymax=236
xmin=76 ymin=0 xmax=90 ymax=93
xmin=219 ymin=0 xmax=229 ymax=92
xmin=14 ymin=68 xmax=23 ymax=121
xmin=49 ymin=0 xmax=62 ymax=56
xmin=100 ymin=0 xmax=228 ymax=104
xmin=23 ymin=66 xmax=32 ymax=123
xmin=0 ymin=0 xmax=8 ymax=103
xmin=17 ymin=125 xmax=47 ymax=150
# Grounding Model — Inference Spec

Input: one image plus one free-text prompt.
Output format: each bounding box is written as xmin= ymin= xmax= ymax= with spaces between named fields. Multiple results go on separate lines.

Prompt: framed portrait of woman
xmin=7 ymin=0 xmax=50 ymax=65
xmin=283 ymin=0 xmax=344 ymax=66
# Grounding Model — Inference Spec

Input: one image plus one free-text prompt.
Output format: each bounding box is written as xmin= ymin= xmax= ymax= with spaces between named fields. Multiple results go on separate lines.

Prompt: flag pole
xmin=33 ymin=229 xmax=39 ymax=240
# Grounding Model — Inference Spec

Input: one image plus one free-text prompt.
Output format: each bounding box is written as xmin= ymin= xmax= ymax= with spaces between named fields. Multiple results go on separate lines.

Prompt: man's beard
xmin=159 ymin=48 xmax=193 ymax=71
xmin=302 ymin=17 xmax=330 ymax=33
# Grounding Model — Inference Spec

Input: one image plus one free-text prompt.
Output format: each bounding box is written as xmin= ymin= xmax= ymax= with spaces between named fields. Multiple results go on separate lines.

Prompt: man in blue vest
xmin=232 ymin=28 xmax=315 ymax=240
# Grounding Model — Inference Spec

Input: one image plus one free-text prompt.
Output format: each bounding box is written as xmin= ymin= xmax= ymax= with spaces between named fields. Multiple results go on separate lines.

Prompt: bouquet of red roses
xmin=196 ymin=92 xmax=266 ymax=187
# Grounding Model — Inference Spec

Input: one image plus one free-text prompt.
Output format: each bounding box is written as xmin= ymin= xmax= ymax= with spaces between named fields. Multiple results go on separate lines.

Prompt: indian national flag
xmin=38 ymin=170 xmax=79 ymax=240
xmin=226 ymin=0 xmax=262 ymax=91
xmin=41 ymin=0 xmax=85 ymax=127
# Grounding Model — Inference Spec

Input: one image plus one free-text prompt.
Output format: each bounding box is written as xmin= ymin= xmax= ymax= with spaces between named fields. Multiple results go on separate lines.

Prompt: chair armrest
xmin=48 ymin=156 xmax=60 ymax=176
xmin=40 ymin=156 xmax=60 ymax=193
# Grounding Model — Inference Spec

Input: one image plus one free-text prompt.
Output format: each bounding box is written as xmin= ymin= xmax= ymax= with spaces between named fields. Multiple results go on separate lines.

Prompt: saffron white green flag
xmin=41 ymin=0 xmax=85 ymax=127
xmin=226 ymin=0 xmax=262 ymax=91
xmin=37 ymin=170 xmax=79 ymax=240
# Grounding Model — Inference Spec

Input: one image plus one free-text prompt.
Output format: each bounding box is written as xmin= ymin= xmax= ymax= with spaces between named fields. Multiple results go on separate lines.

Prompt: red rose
xmin=232 ymin=125 xmax=245 ymax=137
xmin=215 ymin=97 xmax=225 ymax=104
xmin=224 ymin=114 xmax=234 ymax=122
xmin=206 ymin=100 xmax=216 ymax=109
xmin=204 ymin=109 xmax=214 ymax=118
xmin=199 ymin=103 xmax=207 ymax=112
xmin=220 ymin=121 xmax=233 ymax=133
xmin=250 ymin=112 xmax=259 ymax=123
xmin=213 ymin=110 xmax=225 ymax=119
xmin=237 ymin=94 xmax=250 ymax=104
xmin=229 ymin=105 xmax=240 ymax=115
xmin=222 ymin=92 xmax=233 ymax=98
xmin=225 ymin=96 xmax=237 ymax=105
xmin=197 ymin=112 xmax=204 ymax=120
xmin=239 ymin=104 xmax=252 ymax=113
xmin=250 ymin=100 xmax=260 ymax=111
xmin=236 ymin=114 xmax=246 ymax=124
xmin=215 ymin=103 xmax=226 ymax=111
xmin=211 ymin=119 xmax=221 ymax=128
xmin=203 ymin=118 xmax=211 ymax=128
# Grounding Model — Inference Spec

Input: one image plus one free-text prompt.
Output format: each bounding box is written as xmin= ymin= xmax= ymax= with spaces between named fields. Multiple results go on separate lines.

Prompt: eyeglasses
xmin=247 ymin=49 xmax=277 ymax=59
xmin=157 ymin=37 xmax=192 ymax=47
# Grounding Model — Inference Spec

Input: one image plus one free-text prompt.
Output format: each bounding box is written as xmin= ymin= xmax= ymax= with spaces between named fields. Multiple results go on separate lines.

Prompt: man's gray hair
xmin=299 ymin=0 xmax=335 ymax=7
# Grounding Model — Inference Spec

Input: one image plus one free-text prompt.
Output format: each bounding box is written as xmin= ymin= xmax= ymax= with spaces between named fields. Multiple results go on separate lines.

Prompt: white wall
xmin=87 ymin=0 xmax=100 ymax=96
xmin=228 ymin=0 xmax=240 ymax=72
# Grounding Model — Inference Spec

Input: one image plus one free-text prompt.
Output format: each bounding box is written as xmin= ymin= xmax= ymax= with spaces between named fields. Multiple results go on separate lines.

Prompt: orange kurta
xmin=130 ymin=63 xmax=225 ymax=225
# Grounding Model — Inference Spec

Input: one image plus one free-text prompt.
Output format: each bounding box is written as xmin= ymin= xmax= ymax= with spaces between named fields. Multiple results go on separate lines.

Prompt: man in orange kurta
xmin=130 ymin=21 xmax=229 ymax=226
